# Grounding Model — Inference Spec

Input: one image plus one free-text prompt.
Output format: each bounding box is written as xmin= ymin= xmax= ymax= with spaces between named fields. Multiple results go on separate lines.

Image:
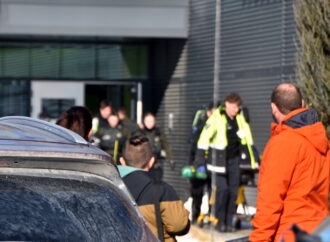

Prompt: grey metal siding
xmin=151 ymin=0 xmax=216 ymax=200
xmin=219 ymin=0 xmax=296 ymax=153
xmin=151 ymin=0 xmax=296 ymax=203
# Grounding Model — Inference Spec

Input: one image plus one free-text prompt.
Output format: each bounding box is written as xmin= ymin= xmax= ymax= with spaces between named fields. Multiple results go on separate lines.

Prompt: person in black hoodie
xmin=118 ymin=135 xmax=190 ymax=242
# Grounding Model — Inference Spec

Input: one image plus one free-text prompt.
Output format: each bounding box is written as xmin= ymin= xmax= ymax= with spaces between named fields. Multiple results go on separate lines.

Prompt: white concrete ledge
xmin=0 ymin=0 xmax=188 ymax=38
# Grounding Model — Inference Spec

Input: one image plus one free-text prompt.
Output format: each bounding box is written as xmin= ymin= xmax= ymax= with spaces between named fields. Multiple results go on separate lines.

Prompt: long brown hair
xmin=57 ymin=106 xmax=92 ymax=141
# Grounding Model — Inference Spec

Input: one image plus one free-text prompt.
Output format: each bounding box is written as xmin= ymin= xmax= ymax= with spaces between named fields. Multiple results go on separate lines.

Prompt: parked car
xmin=0 ymin=116 xmax=158 ymax=242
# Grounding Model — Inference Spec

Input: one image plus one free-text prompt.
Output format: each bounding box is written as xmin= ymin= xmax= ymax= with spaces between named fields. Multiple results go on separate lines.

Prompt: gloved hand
xmin=197 ymin=165 xmax=206 ymax=173
xmin=169 ymin=160 xmax=176 ymax=170
xmin=195 ymin=165 xmax=208 ymax=179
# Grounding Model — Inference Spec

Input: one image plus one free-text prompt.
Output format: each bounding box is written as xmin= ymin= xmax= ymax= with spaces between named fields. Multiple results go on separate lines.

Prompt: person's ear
xmin=271 ymin=102 xmax=286 ymax=123
xmin=146 ymin=157 xmax=155 ymax=170
xmin=119 ymin=157 xmax=127 ymax=166
xmin=271 ymin=102 xmax=278 ymax=115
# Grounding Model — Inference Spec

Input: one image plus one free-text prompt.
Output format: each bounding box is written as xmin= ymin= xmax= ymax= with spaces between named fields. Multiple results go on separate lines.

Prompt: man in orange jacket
xmin=249 ymin=83 xmax=329 ymax=242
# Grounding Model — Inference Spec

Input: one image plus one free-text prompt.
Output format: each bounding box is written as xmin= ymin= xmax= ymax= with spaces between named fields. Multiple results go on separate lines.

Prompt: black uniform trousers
xmin=190 ymin=177 xmax=210 ymax=223
xmin=214 ymin=155 xmax=240 ymax=227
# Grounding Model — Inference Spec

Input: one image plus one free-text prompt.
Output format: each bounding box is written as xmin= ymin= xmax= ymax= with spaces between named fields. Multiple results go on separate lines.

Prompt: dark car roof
xmin=0 ymin=116 xmax=120 ymax=186
xmin=0 ymin=116 xmax=111 ymax=160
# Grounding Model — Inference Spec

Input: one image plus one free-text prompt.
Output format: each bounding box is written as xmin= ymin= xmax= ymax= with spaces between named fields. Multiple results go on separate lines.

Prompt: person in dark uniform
xmin=118 ymin=107 xmax=139 ymax=133
xmin=92 ymin=100 xmax=113 ymax=134
xmin=94 ymin=112 xmax=131 ymax=163
xmin=188 ymin=102 xmax=216 ymax=225
xmin=138 ymin=113 xmax=174 ymax=182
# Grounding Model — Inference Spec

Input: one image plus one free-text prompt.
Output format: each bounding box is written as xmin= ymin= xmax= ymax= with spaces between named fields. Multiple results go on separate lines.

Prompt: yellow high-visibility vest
xmin=197 ymin=107 xmax=257 ymax=169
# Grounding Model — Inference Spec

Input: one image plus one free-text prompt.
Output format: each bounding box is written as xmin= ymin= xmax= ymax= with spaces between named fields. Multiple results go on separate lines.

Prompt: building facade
xmin=151 ymin=0 xmax=296 ymax=201
xmin=0 ymin=0 xmax=188 ymax=121
xmin=0 ymin=0 xmax=296 ymax=201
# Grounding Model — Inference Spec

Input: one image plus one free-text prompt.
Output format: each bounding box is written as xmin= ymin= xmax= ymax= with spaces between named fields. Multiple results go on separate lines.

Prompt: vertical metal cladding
xmin=150 ymin=0 xmax=216 ymax=201
xmin=219 ymin=0 xmax=296 ymax=153
xmin=151 ymin=0 xmax=296 ymax=204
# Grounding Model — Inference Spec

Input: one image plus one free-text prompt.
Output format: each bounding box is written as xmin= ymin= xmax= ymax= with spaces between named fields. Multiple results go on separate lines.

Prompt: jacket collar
xmin=271 ymin=108 xmax=309 ymax=136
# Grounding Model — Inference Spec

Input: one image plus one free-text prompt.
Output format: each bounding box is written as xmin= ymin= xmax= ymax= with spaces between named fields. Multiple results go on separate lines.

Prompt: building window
xmin=0 ymin=43 xmax=149 ymax=80
xmin=0 ymin=80 xmax=30 ymax=117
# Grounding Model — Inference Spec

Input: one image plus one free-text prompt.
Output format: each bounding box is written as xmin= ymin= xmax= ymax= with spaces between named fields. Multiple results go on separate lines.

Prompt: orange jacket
xmin=249 ymin=108 xmax=329 ymax=242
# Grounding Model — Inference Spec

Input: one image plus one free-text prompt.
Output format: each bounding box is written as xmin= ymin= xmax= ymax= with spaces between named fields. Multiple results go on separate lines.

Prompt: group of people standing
xmin=55 ymin=82 xmax=329 ymax=241
xmin=188 ymin=84 xmax=329 ymax=241
xmin=90 ymin=100 xmax=174 ymax=182
xmin=55 ymin=102 xmax=189 ymax=242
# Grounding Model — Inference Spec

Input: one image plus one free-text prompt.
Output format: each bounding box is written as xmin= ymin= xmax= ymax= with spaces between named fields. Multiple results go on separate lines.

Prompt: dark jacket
xmin=95 ymin=124 xmax=131 ymax=161
xmin=121 ymin=118 xmax=139 ymax=133
xmin=118 ymin=166 xmax=190 ymax=242
xmin=138 ymin=127 xmax=173 ymax=161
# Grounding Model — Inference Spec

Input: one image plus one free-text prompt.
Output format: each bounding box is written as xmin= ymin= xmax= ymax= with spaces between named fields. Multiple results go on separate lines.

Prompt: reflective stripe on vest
xmin=92 ymin=117 xmax=99 ymax=133
xmin=192 ymin=110 xmax=206 ymax=127
xmin=236 ymin=113 xmax=257 ymax=169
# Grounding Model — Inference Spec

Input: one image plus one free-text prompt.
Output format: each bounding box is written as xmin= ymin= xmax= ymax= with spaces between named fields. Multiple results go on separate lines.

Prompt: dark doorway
xmin=85 ymin=84 xmax=137 ymax=120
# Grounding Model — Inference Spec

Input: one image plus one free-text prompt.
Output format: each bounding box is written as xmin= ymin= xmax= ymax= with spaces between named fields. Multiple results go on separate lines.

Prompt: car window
xmin=0 ymin=175 xmax=142 ymax=242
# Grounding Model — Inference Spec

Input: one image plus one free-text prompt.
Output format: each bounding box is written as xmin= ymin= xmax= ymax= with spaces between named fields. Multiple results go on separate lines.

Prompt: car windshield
xmin=0 ymin=175 xmax=142 ymax=241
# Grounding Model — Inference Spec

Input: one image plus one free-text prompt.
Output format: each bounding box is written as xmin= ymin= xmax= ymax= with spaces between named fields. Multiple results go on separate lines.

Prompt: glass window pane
xmin=31 ymin=45 xmax=60 ymax=78
xmin=61 ymin=46 xmax=95 ymax=79
xmin=97 ymin=46 xmax=111 ymax=79
xmin=42 ymin=98 xmax=75 ymax=119
xmin=139 ymin=46 xmax=148 ymax=78
xmin=98 ymin=45 xmax=125 ymax=80
xmin=122 ymin=46 xmax=139 ymax=78
xmin=0 ymin=48 xmax=3 ymax=76
xmin=0 ymin=80 xmax=30 ymax=117
xmin=121 ymin=45 xmax=148 ymax=79
xmin=3 ymin=47 xmax=29 ymax=78
xmin=0 ymin=42 xmax=148 ymax=81
xmin=98 ymin=45 xmax=148 ymax=80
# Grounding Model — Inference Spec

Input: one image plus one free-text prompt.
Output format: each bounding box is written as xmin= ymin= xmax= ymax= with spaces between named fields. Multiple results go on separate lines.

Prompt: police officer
xmin=188 ymin=102 xmax=216 ymax=224
xmin=196 ymin=93 xmax=257 ymax=232
xmin=92 ymin=100 xmax=112 ymax=134
xmin=95 ymin=112 xmax=131 ymax=163
xmin=139 ymin=113 xmax=174 ymax=182
xmin=117 ymin=107 xmax=139 ymax=133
